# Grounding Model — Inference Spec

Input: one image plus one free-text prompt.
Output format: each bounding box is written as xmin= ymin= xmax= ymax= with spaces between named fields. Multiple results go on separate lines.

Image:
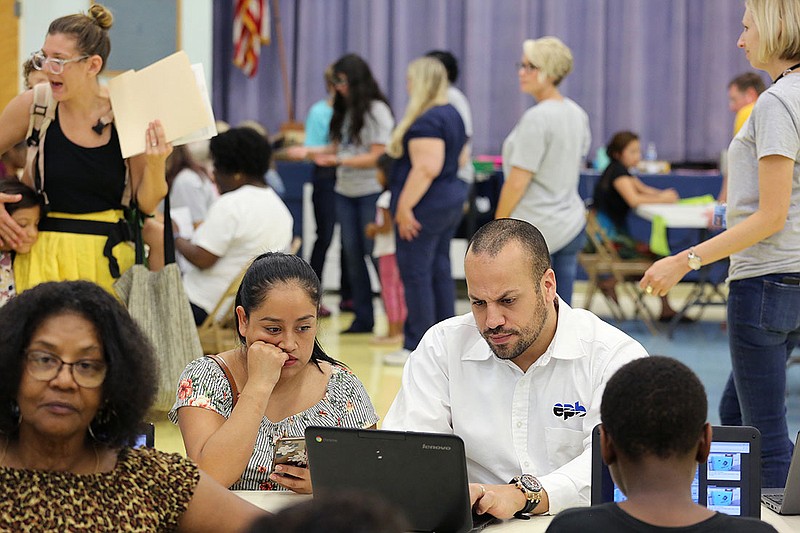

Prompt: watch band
xmin=509 ymin=475 xmax=542 ymax=518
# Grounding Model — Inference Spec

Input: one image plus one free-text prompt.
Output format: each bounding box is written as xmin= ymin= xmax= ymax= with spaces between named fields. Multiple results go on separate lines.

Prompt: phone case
xmin=272 ymin=436 xmax=308 ymax=469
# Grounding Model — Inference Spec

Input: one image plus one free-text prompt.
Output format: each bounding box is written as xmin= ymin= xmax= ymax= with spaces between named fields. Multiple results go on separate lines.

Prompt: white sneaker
xmin=383 ymin=348 xmax=411 ymax=366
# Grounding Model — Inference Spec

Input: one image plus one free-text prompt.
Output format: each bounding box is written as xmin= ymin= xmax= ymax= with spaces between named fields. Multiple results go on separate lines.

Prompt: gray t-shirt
xmin=335 ymin=100 xmax=394 ymax=198
xmin=448 ymin=86 xmax=475 ymax=184
xmin=502 ymin=98 xmax=591 ymax=253
xmin=727 ymin=74 xmax=800 ymax=281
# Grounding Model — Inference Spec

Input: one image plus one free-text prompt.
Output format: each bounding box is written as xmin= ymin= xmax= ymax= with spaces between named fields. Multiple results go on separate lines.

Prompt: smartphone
xmin=271 ymin=436 xmax=308 ymax=474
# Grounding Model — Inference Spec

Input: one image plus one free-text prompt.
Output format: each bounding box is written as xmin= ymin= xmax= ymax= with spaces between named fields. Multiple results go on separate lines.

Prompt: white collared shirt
xmin=383 ymin=299 xmax=647 ymax=514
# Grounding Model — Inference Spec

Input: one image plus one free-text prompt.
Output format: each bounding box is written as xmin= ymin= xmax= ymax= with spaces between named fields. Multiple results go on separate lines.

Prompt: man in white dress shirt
xmin=383 ymin=218 xmax=647 ymax=518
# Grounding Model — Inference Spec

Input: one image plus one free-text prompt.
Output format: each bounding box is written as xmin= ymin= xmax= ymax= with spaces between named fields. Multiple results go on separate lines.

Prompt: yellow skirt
xmin=14 ymin=210 xmax=135 ymax=295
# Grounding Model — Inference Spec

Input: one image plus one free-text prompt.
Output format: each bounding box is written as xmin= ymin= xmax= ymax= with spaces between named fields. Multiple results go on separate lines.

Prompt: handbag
xmin=114 ymin=194 xmax=203 ymax=412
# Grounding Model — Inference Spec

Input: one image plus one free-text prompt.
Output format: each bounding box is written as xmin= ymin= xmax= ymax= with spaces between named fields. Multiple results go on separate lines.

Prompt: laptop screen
xmin=591 ymin=425 xmax=762 ymax=518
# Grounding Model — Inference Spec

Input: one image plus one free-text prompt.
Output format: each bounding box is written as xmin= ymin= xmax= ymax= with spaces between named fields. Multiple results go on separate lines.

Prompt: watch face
xmin=520 ymin=474 xmax=542 ymax=493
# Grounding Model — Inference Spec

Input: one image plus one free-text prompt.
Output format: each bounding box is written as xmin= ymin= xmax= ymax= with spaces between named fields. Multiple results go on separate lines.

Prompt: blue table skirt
xmin=274 ymin=162 xmax=725 ymax=282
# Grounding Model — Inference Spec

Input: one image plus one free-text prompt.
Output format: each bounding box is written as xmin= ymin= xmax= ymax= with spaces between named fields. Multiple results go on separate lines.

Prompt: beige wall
xmin=0 ymin=0 xmax=19 ymax=109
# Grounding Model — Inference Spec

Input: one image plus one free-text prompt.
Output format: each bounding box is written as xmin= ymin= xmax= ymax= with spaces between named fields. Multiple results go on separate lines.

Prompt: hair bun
xmin=88 ymin=3 xmax=113 ymax=30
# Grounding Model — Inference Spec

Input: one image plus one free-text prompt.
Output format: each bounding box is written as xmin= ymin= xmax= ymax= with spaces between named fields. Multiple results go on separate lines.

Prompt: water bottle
xmin=645 ymin=142 xmax=658 ymax=162
xmin=644 ymin=142 xmax=658 ymax=174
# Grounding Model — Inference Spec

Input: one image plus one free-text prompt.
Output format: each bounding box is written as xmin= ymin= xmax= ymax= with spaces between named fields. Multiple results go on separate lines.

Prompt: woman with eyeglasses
xmin=0 ymin=4 xmax=170 ymax=294
xmin=496 ymin=37 xmax=591 ymax=306
xmin=312 ymin=54 xmax=395 ymax=335
xmin=0 ymin=281 xmax=264 ymax=531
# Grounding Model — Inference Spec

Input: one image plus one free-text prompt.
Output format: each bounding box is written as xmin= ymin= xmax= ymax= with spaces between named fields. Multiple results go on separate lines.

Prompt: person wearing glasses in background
xmin=312 ymin=54 xmax=395 ymax=335
xmin=496 ymin=37 xmax=591 ymax=306
xmin=0 ymin=4 xmax=171 ymax=294
xmin=0 ymin=281 xmax=264 ymax=531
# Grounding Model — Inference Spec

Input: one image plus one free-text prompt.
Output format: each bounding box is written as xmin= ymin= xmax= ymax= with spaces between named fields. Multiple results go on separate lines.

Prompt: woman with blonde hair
xmin=642 ymin=0 xmax=800 ymax=488
xmin=496 ymin=36 xmax=591 ymax=306
xmin=384 ymin=57 xmax=468 ymax=365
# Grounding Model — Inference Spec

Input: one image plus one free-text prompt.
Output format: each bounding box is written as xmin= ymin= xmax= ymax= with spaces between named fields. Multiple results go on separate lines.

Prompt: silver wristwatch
xmin=687 ymin=248 xmax=702 ymax=271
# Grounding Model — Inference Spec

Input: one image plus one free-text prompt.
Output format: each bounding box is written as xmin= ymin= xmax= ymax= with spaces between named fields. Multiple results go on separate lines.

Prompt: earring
xmin=9 ymin=402 xmax=21 ymax=430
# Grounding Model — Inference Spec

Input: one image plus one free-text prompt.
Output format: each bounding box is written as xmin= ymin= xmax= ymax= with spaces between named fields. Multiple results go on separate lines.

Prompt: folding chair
xmin=196 ymin=241 xmax=302 ymax=355
xmin=582 ymin=209 xmax=660 ymax=335
xmin=196 ymin=265 xmax=248 ymax=355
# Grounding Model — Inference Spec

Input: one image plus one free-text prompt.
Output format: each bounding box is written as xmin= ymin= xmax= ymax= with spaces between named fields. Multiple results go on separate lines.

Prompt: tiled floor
xmin=153 ymin=281 xmax=800 ymax=456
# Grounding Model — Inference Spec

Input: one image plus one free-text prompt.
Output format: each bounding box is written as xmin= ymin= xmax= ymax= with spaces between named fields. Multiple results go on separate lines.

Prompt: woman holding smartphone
xmin=641 ymin=0 xmax=800 ymax=488
xmin=170 ymin=253 xmax=378 ymax=492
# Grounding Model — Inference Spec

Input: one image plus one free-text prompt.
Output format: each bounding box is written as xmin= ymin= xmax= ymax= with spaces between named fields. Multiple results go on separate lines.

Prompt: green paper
xmin=650 ymin=215 xmax=670 ymax=256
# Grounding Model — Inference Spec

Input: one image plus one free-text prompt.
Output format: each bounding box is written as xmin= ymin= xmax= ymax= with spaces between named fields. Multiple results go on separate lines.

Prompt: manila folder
xmin=109 ymin=51 xmax=212 ymax=158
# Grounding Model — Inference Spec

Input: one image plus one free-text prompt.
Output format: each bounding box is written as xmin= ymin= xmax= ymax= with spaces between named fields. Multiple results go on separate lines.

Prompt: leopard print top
xmin=0 ymin=447 xmax=200 ymax=532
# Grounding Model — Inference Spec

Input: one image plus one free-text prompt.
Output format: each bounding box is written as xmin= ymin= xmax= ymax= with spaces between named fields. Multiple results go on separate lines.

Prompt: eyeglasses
xmin=516 ymin=62 xmax=538 ymax=73
xmin=31 ymin=51 xmax=89 ymax=75
xmin=25 ymin=350 xmax=107 ymax=389
xmin=333 ymin=76 xmax=348 ymax=86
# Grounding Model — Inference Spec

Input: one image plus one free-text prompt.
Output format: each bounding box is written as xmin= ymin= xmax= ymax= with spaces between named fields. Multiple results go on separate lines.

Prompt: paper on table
xmin=108 ymin=51 xmax=213 ymax=158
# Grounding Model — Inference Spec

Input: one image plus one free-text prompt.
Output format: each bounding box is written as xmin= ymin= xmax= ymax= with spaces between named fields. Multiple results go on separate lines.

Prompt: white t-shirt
xmin=183 ymin=185 xmax=293 ymax=313
xmin=448 ymin=86 xmax=475 ymax=184
xmin=383 ymin=299 xmax=647 ymax=514
xmin=372 ymin=190 xmax=395 ymax=258
xmin=170 ymin=168 xmax=219 ymax=224
xmin=502 ymin=99 xmax=591 ymax=253
xmin=727 ymin=74 xmax=800 ymax=281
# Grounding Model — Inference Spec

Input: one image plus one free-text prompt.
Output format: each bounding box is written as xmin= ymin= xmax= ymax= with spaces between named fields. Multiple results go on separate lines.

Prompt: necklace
xmin=0 ymin=438 xmax=101 ymax=474
xmin=774 ymin=62 xmax=800 ymax=83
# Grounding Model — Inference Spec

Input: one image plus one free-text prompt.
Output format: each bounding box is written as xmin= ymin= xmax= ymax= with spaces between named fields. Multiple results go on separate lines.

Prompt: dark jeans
xmin=395 ymin=205 xmax=463 ymax=351
xmin=336 ymin=192 xmax=380 ymax=330
xmin=719 ymin=273 xmax=800 ymax=488
xmin=309 ymin=166 xmax=350 ymax=299
xmin=550 ymin=230 xmax=586 ymax=306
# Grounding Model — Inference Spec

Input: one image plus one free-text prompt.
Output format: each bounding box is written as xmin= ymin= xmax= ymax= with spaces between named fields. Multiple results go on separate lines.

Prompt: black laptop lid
xmin=306 ymin=427 xmax=474 ymax=533
xmin=591 ymin=424 xmax=762 ymax=518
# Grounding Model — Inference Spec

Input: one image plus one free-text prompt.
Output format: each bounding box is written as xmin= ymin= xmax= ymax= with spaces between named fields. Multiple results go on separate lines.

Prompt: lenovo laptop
xmin=591 ymin=424 xmax=762 ymax=518
xmin=761 ymin=431 xmax=800 ymax=515
xmin=305 ymin=427 xmax=498 ymax=532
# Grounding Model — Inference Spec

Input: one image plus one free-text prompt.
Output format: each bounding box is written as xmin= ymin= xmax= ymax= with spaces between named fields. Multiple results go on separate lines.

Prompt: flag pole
xmin=271 ymin=0 xmax=296 ymax=125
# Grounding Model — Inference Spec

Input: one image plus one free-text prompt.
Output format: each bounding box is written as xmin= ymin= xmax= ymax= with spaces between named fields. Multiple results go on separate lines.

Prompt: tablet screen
xmin=592 ymin=425 xmax=761 ymax=518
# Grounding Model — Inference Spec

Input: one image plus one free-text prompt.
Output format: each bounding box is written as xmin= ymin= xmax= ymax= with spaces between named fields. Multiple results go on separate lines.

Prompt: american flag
xmin=233 ymin=0 xmax=271 ymax=78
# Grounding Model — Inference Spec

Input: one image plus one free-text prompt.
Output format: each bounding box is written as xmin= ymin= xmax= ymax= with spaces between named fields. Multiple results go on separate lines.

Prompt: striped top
xmin=169 ymin=356 xmax=379 ymax=490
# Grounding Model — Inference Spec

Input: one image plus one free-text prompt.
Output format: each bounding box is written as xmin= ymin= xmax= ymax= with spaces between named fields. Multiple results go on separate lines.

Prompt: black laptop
xmin=305 ymin=427 xmax=498 ymax=532
xmin=591 ymin=424 xmax=762 ymax=518
xmin=762 ymin=431 xmax=800 ymax=515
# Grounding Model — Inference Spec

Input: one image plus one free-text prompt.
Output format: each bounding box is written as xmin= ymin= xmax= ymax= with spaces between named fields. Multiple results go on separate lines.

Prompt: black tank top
xmin=43 ymin=109 xmax=126 ymax=213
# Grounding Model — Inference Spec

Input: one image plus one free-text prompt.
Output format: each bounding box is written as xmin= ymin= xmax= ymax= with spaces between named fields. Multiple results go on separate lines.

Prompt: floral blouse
xmin=169 ymin=356 xmax=379 ymax=490
xmin=0 ymin=251 xmax=15 ymax=307
xmin=0 ymin=447 xmax=199 ymax=532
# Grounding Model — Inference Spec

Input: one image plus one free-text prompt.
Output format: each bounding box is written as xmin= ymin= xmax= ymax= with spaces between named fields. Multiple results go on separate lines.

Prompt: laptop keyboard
xmin=769 ymin=493 xmax=784 ymax=505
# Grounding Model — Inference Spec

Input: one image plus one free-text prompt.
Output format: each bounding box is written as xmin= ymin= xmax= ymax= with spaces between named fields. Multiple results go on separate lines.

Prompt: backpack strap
xmin=22 ymin=85 xmax=135 ymax=209
xmin=205 ymin=354 xmax=240 ymax=409
xmin=23 ymin=83 xmax=57 ymax=207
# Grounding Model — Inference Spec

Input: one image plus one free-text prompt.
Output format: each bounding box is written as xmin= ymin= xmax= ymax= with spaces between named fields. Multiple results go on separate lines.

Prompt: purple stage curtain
xmin=213 ymin=0 xmax=755 ymax=163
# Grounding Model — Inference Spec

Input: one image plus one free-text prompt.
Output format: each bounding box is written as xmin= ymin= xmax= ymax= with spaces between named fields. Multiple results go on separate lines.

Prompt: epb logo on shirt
xmin=553 ymin=401 xmax=587 ymax=420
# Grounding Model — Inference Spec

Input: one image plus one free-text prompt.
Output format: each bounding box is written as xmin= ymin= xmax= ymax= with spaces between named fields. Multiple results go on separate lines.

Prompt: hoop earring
xmin=10 ymin=402 xmax=21 ymax=429
xmin=88 ymin=403 xmax=116 ymax=442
